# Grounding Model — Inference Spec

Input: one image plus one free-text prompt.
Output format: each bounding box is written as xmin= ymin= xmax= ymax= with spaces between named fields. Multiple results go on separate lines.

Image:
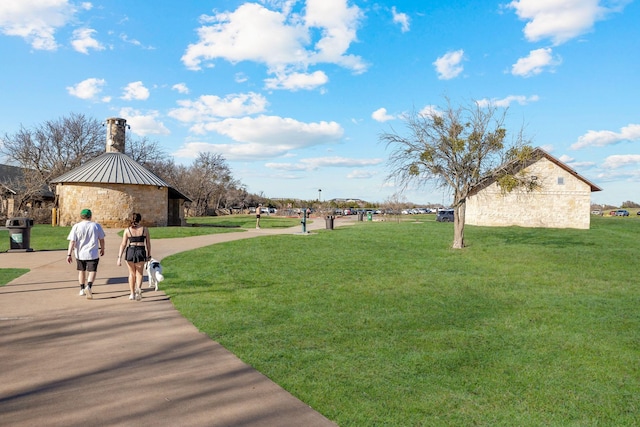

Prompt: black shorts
xmin=76 ymin=259 xmax=99 ymax=272
xmin=125 ymin=246 xmax=147 ymax=263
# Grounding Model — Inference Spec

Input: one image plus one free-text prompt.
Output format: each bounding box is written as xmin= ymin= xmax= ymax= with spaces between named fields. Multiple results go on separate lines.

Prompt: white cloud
xmin=559 ymin=153 xmax=595 ymax=169
xmin=392 ymin=7 xmax=410 ymax=32
xmin=71 ymin=28 xmax=104 ymax=54
xmin=182 ymin=3 xmax=304 ymax=70
xmin=0 ymin=0 xmax=78 ymax=50
xmin=196 ymin=115 xmax=343 ymax=146
xmin=172 ymin=83 xmax=190 ymax=94
xmin=602 ymin=154 xmax=640 ymax=169
xmin=476 ymin=94 xmax=540 ymax=108
xmin=172 ymin=116 xmax=344 ymax=161
xmin=172 ymin=141 xmax=282 ymax=161
xmin=418 ymin=105 xmax=441 ymax=118
xmin=181 ymin=0 xmax=366 ymax=90
xmin=266 ymin=156 xmax=382 ymax=172
xmin=371 ymin=107 xmax=395 ymax=122
xmin=235 ymin=72 xmax=249 ymax=83
xmin=433 ymin=50 xmax=465 ymax=80
xmin=508 ymin=0 xmax=630 ymax=45
xmin=66 ymin=77 xmax=106 ymax=100
xmin=121 ymin=81 xmax=150 ymax=101
xmin=118 ymin=107 xmax=170 ymax=136
xmin=347 ymin=169 xmax=376 ymax=179
xmin=511 ymin=48 xmax=560 ymax=77
xmin=571 ymin=124 xmax=640 ymax=149
xmin=567 ymin=160 xmax=596 ymax=169
xmin=264 ymin=70 xmax=329 ymax=90
xmin=168 ymin=92 xmax=268 ymax=124
xmin=539 ymin=144 xmax=554 ymax=153
xmin=119 ymin=33 xmax=154 ymax=49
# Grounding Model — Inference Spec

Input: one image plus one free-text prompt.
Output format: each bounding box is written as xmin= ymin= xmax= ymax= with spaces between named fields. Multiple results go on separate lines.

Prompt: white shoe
xmin=129 ymin=294 xmax=134 ymax=300
xmin=85 ymin=286 xmax=92 ymax=299
xmin=135 ymin=287 xmax=142 ymax=301
xmin=79 ymin=289 xmax=85 ymax=296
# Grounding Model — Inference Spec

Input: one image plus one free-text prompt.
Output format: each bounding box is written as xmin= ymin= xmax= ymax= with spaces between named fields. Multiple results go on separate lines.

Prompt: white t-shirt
xmin=67 ymin=220 xmax=106 ymax=260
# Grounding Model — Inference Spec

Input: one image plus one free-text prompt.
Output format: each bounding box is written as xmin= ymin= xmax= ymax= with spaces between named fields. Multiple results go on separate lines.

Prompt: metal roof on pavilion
xmin=50 ymin=152 xmax=189 ymax=201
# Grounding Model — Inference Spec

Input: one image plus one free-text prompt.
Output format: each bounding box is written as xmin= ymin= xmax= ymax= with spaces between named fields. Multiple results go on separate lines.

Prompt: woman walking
xmin=117 ymin=213 xmax=152 ymax=300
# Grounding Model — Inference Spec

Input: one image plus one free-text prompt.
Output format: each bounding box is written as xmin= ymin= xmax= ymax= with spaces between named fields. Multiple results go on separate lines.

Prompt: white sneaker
xmin=85 ymin=286 xmax=92 ymax=299
xmin=135 ymin=287 xmax=142 ymax=301
xmin=129 ymin=294 xmax=134 ymax=300
xmin=79 ymin=288 xmax=85 ymax=296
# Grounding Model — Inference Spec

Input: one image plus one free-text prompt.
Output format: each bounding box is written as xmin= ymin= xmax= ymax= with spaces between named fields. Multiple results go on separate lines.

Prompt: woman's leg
xmin=130 ymin=262 xmax=145 ymax=300
xmin=134 ymin=262 xmax=145 ymax=289
xmin=126 ymin=261 xmax=136 ymax=297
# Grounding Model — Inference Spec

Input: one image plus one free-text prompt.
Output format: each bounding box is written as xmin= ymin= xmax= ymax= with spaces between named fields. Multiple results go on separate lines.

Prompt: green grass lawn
xmin=1 ymin=215 xmax=639 ymax=425
xmin=0 ymin=215 xmax=300 ymax=251
xmin=160 ymin=216 xmax=640 ymax=426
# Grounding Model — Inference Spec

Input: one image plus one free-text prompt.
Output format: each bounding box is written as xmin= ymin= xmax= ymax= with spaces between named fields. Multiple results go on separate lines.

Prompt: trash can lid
xmin=6 ymin=217 xmax=34 ymax=227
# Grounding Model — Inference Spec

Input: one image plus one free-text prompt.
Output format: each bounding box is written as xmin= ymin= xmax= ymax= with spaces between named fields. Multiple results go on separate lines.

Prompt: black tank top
xmin=128 ymin=227 xmax=146 ymax=244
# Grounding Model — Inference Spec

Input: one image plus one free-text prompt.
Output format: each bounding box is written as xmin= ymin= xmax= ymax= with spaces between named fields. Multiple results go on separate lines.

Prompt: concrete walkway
xmin=0 ymin=218 xmax=347 ymax=426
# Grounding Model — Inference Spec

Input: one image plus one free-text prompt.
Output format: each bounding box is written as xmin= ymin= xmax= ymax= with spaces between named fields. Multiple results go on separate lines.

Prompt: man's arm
xmin=66 ymin=241 xmax=75 ymax=263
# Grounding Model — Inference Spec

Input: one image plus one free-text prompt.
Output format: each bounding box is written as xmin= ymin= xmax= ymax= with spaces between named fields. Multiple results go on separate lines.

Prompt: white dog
xmin=145 ymin=258 xmax=164 ymax=291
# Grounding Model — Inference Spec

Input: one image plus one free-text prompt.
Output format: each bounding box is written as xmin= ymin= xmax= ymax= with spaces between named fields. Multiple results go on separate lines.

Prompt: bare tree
xmin=380 ymin=99 xmax=534 ymax=248
xmin=1 ymin=113 xmax=104 ymax=181
xmin=381 ymin=192 xmax=407 ymax=223
xmin=177 ymin=152 xmax=235 ymax=216
xmin=126 ymin=135 xmax=167 ymax=165
xmin=0 ymin=113 xmax=104 ymax=219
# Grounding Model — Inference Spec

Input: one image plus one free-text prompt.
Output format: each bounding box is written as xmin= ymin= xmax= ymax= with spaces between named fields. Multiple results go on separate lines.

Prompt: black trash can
xmin=358 ymin=212 xmax=364 ymax=221
xmin=325 ymin=215 xmax=334 ymax=230
xmin=6 ymin=217 xmax=34 ymax=252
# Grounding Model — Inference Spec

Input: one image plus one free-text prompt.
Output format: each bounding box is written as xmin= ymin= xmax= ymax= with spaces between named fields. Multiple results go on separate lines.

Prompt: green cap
xmin=81 ymin=209 xmax=92 ymax=217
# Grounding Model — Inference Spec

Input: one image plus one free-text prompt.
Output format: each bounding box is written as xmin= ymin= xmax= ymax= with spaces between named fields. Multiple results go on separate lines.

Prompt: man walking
xmin=66 ymin=209 xmax=105 ymax=299
xmin=256 ymin=204 xmax=262 ymax=229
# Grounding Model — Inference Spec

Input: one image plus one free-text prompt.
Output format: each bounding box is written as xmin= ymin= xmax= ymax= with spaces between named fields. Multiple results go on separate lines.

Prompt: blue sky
xmin=0 ymin=0 xmax=638 ymax=206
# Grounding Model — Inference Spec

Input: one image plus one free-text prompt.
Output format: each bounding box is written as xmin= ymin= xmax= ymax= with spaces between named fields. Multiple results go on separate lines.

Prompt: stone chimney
xmin=105 ymin=117 xmax=127 ymax=153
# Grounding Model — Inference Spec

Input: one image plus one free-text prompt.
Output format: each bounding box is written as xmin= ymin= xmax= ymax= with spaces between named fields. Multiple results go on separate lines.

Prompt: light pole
xmin=318 ymin=189 xmax=322 ymax=202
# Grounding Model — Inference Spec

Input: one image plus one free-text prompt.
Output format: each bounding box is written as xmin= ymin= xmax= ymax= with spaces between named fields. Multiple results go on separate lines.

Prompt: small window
xmin=557 ymin=177 xmax=564 ymax=185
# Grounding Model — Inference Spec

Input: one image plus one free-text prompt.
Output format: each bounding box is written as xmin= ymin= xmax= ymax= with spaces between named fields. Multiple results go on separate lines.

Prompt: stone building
xmin=465 ymin=148 xmax=602 ymax=230
xmin=50 ymin=118 xmax=190 ymax=228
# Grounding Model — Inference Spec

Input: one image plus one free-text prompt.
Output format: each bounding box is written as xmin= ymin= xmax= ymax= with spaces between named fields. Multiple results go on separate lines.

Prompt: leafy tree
xmin=380 ymin=99 xmax=534 ymax=248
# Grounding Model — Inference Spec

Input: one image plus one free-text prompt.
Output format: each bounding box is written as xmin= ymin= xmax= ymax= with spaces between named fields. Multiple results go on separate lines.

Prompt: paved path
xmin=0 ymin=217 xmax=349 ymax=426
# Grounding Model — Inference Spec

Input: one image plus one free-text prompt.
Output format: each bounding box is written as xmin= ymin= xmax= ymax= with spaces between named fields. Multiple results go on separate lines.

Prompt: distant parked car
xmin=436 ymin=209 xmax=454 ymax=222
xmin=591 ymin=210 xmax=602 ymax=216
xmin=615 ymin=209 xmax=629 ymax=216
